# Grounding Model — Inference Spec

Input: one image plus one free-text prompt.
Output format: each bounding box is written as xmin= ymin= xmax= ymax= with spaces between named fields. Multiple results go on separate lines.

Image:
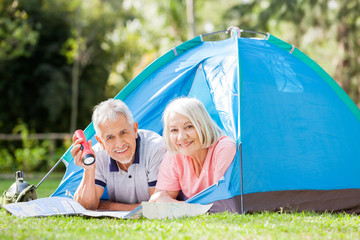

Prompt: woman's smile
xmin=178 ymin=141 xmax=193 ymax=148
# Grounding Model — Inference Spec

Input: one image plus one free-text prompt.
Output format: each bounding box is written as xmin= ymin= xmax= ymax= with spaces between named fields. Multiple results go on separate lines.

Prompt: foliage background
xmin=0 ymin=0 xmax=359 ymax=172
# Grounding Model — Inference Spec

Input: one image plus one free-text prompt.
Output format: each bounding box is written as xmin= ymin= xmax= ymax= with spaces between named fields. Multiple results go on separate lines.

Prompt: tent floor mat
xmin=210 ymin=189 xmax=360 ymax=214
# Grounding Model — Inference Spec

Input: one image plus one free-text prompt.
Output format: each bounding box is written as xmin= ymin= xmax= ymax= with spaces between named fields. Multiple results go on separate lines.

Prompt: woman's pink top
xmin=156 ymin=136 xmax=237 ymax=199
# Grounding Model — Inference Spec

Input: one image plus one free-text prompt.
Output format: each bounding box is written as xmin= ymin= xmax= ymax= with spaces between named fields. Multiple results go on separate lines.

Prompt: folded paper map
xmin=3 ymin=197 xmax=212 ymax=219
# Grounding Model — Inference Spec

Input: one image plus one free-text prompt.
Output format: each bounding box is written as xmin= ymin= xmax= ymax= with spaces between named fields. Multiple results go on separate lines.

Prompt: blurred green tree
xmin=0 ymin=0 xmax=137 ymax=133
xmin=222 ymin=0 xmax=360 ymax=107
xmin=1 ymin=0 xmax=359 ymax=136
xmin=0 ymin=0 xmax=39 ymax=60
xmin=0 ymin=0 xmax=73 ymax=133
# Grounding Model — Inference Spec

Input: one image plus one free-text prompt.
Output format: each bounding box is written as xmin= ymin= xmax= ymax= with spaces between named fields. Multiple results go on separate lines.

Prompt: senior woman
xmin=149 ymin=97 xmax=237 ymax=202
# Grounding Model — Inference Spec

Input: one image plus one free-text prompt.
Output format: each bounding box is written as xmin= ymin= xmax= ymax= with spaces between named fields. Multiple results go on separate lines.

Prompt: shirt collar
xmin=109 ymin=135 xmax=141 ymax=172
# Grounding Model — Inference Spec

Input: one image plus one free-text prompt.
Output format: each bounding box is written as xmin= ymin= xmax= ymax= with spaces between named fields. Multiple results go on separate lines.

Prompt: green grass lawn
xmin=1 ymin=174 xmax=360 ymax=240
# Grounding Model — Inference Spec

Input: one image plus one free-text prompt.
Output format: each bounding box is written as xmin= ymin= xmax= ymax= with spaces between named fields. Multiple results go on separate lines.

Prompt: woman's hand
xmin=149 ymin=190 xmax=178 ymax=202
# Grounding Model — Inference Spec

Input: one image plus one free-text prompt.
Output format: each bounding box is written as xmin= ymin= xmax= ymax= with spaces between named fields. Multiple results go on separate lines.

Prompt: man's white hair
xmin=92 ymin=99 xmax=134 ymax=136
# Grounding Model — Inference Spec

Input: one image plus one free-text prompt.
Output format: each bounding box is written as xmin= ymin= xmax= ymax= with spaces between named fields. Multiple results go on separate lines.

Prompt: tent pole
xmin=240 ymin=142 xmax=244 ymax=214
xmin=232 ymin=26 xmax=245 ymax=214
xmin=35 ymin=158 xmax=63 ymax=189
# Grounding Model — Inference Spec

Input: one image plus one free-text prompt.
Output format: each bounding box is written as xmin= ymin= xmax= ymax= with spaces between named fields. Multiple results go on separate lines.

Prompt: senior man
xmin=71 ymin=98 xmax=166 ymax=211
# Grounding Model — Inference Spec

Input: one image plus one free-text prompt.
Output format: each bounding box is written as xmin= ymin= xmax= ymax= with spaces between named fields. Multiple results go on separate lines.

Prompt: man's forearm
xmin=74 ymin=168 xmax=99 ymax=210
xmin=97 ymin=201 xmax=140 ymax=211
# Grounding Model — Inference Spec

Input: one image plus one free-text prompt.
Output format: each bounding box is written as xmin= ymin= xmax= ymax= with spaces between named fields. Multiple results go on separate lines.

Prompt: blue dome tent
xmin=51 ymin=27 xmax=360 ymax=213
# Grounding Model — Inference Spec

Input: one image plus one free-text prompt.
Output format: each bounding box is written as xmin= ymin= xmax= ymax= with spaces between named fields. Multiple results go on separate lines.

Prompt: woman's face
xmin=167 ymin=112 xmax=202 ymax=157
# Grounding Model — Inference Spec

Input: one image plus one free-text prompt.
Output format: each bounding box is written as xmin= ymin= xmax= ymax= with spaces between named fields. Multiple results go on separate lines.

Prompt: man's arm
xmin=149 ymin=187 xmax=155 ymax=196
xmin=73 ymin=167 xmax=104 ymax=210
xmin=97 ymin=187 xmax=156 ymax=211
xmin=71 ymin=137 xmax=104 ymax=210
xmin=97 ymin=201 xmax=140 ymax=211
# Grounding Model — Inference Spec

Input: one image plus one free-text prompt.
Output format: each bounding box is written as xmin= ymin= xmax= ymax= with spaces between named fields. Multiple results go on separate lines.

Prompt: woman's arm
xmin=148 ymin=188 xmax=179 ymax=202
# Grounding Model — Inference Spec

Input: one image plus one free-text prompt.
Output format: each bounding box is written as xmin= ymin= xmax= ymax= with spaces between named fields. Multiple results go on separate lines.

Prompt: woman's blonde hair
xmin=163 ymin=97 xmax=223 ymax=154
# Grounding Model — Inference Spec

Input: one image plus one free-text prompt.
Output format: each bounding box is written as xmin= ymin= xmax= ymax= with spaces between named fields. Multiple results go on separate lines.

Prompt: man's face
xmin=96 ymin=114 xmax=138 ymax=165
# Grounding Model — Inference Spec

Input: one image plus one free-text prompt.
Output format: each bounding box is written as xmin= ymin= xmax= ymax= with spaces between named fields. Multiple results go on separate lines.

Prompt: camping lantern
xmin=2 ymin=171 xmax=37 ymax=205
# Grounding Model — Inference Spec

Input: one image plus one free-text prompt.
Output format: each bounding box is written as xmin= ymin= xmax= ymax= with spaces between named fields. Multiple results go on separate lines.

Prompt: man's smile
xmin=115 ymin=146 xmax=129 ymax=154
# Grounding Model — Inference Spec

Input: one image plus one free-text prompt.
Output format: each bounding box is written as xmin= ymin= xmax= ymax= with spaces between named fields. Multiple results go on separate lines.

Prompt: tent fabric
xmin=52 ymin=28 xmax=360 ymax=213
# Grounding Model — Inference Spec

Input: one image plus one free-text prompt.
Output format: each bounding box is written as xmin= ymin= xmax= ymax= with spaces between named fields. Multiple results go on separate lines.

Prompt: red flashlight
xmin=74 ymin=129 xmax=95 ymax=166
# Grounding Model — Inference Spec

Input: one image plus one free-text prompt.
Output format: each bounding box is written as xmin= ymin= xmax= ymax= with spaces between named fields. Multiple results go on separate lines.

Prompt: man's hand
xmin=71 ymin=134 xmax=95 ymax=169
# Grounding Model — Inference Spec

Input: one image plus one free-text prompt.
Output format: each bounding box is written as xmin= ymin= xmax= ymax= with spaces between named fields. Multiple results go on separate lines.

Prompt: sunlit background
xmin=0 ymin=0 xmax=359 ymax=172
